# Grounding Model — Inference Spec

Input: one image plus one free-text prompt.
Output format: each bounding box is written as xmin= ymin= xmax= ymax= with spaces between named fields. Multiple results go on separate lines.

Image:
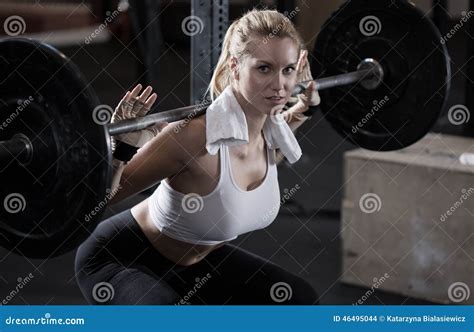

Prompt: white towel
xmin=205 ymin=85 xmax=302 ymax=164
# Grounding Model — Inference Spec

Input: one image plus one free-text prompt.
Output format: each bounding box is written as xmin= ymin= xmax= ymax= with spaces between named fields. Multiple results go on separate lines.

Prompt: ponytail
xmin=207 ymin=20 xmax=240 ymax=101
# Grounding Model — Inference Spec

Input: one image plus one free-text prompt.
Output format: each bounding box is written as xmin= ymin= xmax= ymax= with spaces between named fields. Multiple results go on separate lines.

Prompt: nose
xmin=270 ymin=71 xmax=285 ymax=93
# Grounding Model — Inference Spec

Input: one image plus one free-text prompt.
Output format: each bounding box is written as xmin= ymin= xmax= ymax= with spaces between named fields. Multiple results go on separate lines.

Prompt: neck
xmin=232 ymin=86 xmax=266 ymax=145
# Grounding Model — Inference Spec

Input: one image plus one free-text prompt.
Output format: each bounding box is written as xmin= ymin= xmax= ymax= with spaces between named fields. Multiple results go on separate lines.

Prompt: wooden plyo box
xmin=341 ymin=134 xmax=474 ymax=304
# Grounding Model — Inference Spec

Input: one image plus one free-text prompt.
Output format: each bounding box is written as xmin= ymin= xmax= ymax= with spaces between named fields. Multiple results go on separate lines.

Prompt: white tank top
xmin=148 ymin=139 xmax=281 ymax=245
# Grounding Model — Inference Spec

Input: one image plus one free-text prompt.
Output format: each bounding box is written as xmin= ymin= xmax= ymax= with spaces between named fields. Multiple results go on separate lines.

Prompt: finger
xmin=122 ymin=91 xmax=131 ymax=103
xmin=300 ymin=50 xmax=309 ymax=73
xmin=296 ymin=50 xmax=307 ymax=72
xmin=308 ymin=82 xmax=321 ymax=106
xmin=129 ymin=84 xmax=143 ymax=100
xmin=144 ymin=93 xmax=157 ymax=111
xmin=300 ymin=50 xmax=308 ymax=63
xmin=302 ymin=50 xmax=309 ymax=68
xmin=296 ymin=51 xmax=303 ymax=71
xmin=137 ymin=86 xmax=153 ymax=103
xmin=298 ymin=93 xmax=309 ymax=104
xmin=303 ymin=81 xmax=314 ymax=96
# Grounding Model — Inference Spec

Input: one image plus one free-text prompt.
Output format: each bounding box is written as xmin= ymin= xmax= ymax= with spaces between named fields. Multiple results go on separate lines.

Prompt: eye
xmin=258 ymin=65 xmax=270 ymax=73
xmin=283 ymin=66 xmax=296 ymax=75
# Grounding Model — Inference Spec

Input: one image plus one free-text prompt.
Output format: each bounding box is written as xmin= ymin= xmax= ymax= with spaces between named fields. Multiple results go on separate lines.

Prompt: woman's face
xmin=231 ymin=36 xmax=300 ymax=114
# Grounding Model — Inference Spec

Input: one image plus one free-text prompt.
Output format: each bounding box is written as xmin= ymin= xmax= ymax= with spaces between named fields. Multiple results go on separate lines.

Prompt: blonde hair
xmin=207 ymin=8 xmax=312 ymax=101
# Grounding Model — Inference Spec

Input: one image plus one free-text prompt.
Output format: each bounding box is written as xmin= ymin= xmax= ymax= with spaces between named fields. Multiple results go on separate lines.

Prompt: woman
xmin=75 ymin=9 xmax=321 ymax=305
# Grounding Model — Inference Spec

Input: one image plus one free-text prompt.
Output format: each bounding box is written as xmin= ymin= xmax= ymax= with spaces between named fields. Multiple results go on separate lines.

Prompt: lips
xmin=265 ymin=96 xmax=286 ymax=104
xmin=266 ymin=96 xmax=284 ymax=100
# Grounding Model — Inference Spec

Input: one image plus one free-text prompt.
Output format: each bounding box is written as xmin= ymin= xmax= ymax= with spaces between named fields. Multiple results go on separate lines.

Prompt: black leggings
xmin=74 ymin=209 xmax=319 ymax=305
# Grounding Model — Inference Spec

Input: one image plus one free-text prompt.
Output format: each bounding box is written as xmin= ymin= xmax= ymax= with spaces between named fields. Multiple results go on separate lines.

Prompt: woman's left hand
xmin=286 ymin=50 xmax=321 ymax=121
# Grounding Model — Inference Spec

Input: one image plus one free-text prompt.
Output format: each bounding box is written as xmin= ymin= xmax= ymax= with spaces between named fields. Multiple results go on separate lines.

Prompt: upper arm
xmin=111 ymin=118 xmax=206 ymax=203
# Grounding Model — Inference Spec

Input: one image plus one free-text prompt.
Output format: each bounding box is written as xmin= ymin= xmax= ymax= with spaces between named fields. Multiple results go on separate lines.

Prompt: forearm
xmin=111 ymin=158 xmax=126 ymax=190
xmin=108 ymin=158 xmax=127 ymax=206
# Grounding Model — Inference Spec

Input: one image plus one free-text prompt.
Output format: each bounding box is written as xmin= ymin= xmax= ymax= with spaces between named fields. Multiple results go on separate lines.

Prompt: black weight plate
xmin=312 ymin=0 xmax=451 ymax=151
xmin=0 ymin=38 xmax=112 ymax=258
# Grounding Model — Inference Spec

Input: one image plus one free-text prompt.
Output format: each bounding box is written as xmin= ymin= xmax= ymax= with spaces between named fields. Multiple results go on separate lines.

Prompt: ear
xmin=229 ymin=56 xmax=240 ymax=80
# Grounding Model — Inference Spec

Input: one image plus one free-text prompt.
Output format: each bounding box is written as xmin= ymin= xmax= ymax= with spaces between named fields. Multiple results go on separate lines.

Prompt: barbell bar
xmin=109 ymin=58 xmax=383 ymax=136
xmin=0 ymin=57 xmax=383 ymax=164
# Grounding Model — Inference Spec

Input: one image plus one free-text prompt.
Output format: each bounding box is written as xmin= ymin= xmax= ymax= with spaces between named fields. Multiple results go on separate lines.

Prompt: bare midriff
xmin=130 ymin=197 xmax=227 ymax=266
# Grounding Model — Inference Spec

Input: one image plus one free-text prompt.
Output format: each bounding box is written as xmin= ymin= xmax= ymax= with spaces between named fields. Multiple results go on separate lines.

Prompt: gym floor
xmin=0 ymin=13 xmax=468 ymax=303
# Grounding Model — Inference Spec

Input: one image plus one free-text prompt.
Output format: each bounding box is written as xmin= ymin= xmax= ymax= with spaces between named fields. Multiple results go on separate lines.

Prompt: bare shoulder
xmin=165 ymin=114 xmax=208 ymax=163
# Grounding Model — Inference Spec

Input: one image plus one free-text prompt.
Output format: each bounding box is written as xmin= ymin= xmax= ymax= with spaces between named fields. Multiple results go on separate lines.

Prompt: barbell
xmin=0 ymin=0 xmax=450 ymax=258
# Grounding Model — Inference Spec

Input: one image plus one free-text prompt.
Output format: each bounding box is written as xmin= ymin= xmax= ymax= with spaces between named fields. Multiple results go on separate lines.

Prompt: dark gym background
xmin=0 ymin=0 xmax=472 ymax=304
